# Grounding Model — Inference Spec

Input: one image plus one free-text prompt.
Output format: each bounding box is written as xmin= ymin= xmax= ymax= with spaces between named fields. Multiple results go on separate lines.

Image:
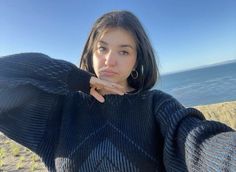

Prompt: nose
xmin=105 ymin=51 xmax=117 ymax=66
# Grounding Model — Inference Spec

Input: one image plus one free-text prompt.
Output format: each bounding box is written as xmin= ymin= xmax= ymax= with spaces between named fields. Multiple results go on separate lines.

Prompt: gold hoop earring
xmin=131 ymin=69 xmax=138 ymax=79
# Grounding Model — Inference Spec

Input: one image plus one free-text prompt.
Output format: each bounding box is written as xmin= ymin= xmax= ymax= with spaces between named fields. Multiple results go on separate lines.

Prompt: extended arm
xmin=0 ymin=52 xmax=92 ymax=154
xmin=154 ymin=92 xmax=236 ymax=171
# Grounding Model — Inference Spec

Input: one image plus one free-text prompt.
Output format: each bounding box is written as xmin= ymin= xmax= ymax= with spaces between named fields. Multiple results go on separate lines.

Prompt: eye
xmin=97 ymin=46 xmax=107 ymax=54
xmin=119 ymin=51 xmax=129 ymax=56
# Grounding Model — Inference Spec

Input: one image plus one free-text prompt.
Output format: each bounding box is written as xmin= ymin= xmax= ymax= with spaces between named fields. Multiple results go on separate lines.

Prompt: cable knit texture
xmin=0 ymin=53 xmax=235 ymax=172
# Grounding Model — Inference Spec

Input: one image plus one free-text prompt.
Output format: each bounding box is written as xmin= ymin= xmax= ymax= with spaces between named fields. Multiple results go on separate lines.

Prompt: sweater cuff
xmin=67 ymin=68 xmax=93 ymax=94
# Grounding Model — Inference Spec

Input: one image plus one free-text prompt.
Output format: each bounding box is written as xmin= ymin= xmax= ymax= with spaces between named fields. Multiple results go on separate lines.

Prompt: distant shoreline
xmin=162 ymin=58 xmax=236 ymax=76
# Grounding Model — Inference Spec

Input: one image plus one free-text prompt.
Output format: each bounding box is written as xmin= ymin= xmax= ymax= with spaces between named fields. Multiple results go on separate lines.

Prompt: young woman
xmin=0 ymin=11 xmax=235 ymax=172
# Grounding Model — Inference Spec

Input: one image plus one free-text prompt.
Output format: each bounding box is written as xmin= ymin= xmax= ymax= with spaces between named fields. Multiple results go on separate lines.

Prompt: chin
xmin=99 ymin=76 xmax=117 ymax=82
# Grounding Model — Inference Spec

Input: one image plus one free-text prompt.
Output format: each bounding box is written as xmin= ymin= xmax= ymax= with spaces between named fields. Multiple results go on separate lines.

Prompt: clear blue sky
xmin=0 ymin=0 xmax=235 ymax=74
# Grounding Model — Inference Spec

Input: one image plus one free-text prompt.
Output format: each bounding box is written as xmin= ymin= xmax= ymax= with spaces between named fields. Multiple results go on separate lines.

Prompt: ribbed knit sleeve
xmin=0 ymin=52 xmax=93 ymax=95
xmin=0 ymin=53 xmax=93 ymax=169
xmin=154 ymin=93 xmax=236 ymax=171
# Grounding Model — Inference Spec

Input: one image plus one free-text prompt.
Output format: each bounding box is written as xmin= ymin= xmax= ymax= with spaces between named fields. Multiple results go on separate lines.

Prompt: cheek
xmin=92 ymin=55 xmax=103 ymax=73
xmin=127 ymin=56 xmax=137 ymax=70
xmin=121 ymin=59 xmax=136 ymax=76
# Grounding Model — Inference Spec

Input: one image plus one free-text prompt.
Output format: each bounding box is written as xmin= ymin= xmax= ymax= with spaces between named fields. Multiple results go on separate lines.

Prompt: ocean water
xmin=156 ymin=61 xmax=236 ymax=106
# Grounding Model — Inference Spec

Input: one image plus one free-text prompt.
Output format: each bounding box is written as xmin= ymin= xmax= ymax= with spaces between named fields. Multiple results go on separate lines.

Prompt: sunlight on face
xmin=92 ymin=28 xmax=137 ymax=90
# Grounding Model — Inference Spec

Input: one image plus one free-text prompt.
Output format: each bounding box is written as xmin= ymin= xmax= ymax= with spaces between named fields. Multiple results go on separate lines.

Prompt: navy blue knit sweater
xmin=0 ymin=53 xmax=235 ymax=172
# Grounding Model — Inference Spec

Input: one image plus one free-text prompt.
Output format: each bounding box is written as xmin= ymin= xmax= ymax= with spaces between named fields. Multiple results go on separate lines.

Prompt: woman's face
xmin=92 ymin=28 xmax=137 ymax=90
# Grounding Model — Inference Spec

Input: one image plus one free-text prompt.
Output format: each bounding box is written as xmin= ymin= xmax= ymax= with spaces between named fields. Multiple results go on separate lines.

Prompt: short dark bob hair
xmin=80 ymin=10 xmax=159 ymax=92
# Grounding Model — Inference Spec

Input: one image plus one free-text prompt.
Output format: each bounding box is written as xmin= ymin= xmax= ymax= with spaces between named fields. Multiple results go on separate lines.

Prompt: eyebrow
xmin=98 ymin=40 xmax=134 ymax=50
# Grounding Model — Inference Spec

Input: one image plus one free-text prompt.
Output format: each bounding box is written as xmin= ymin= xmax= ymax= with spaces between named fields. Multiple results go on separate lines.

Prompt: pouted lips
xmin=99 ymin=69 xmax=118 ymax=77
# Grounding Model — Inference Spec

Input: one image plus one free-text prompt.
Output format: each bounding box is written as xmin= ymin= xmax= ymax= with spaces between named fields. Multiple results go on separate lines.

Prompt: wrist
xmin=67 ymin=68 xmax=93 ymax=94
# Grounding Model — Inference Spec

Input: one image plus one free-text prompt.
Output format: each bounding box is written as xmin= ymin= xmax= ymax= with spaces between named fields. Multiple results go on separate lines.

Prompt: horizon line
xmin=161 ymin=58 xmax=236 ymax=76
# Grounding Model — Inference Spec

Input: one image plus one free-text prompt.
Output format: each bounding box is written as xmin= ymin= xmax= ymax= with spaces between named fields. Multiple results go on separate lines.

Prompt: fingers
xmin=109 ymin=82 xmax=124 ymax=89
xmin=89 ymin=76 xmax=126 ymax=103
xmin=89 ymin=77 xmax=125 ymax=95
xmin=90 ymin=87 xmax=105 ymax=103
xmin=103 ymin=85 xmax=124 ymax=95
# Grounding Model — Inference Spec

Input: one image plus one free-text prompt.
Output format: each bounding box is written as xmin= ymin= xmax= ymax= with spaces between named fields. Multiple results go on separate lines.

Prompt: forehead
xmin=96 ymin=28 xmax=136 ymax=47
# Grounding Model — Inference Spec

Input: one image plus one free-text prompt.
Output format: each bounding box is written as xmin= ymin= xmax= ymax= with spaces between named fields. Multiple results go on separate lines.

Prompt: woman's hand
xmin=89 ymin=76 xmax=125 ymax=103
